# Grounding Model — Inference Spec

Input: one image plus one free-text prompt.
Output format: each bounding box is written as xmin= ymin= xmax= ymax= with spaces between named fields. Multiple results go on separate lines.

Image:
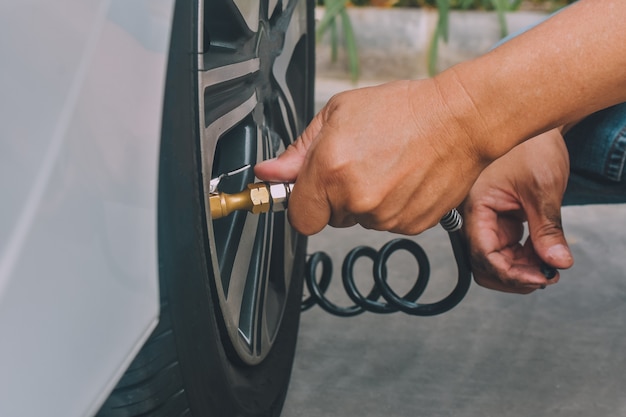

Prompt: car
xmin=0 ymin=0 xmax=315 ymax=416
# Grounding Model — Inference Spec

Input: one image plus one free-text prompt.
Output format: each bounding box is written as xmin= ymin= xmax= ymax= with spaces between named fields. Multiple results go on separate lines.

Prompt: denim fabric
xmin=563 ymin=173 xmax=626 ymax=206
xmin=563 ymin=103 xmax=626 ymax=205
xmin=565 ymin=104 xmax=626 ymax=182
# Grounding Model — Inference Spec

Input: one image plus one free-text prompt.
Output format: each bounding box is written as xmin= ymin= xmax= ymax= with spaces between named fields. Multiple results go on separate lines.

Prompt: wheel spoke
xmin=232 ymin=0 xmax=260 ymax=33
xmin=274 ymin=95 xmax=296 ymax=144
xmin=224 ymin=213 xmax=259 ymax=331
xmin=268 ymin=0 xmax=280 ymax=19
xmin=240 ymin=211 xmax=273 ymax=354
xmin=272 ymin=0 xmax=308 ymax=136
xmin=202 ymin=92 xmax=257 ymax=143
xmin=200 ymin=59 xmax=260 ymax=88
xmin=265 ymin=211 xmax=290 ymax=339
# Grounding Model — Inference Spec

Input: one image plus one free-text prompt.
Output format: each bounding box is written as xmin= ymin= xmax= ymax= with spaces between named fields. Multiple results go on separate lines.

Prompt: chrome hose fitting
xmin=267 ymin=182 xmax=295 ymax=212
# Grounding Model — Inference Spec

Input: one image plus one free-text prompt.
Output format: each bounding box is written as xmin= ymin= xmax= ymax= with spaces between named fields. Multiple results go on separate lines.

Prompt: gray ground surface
xmin=283 ymin=204 xmax=626 ymax=417
xmin=281 ymin=80 xmax=626 ymax=417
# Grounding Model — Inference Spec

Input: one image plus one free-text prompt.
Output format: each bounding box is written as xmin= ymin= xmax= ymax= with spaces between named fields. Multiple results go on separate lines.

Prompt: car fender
xmin=0 ymin=0 xmax=175 ymax=415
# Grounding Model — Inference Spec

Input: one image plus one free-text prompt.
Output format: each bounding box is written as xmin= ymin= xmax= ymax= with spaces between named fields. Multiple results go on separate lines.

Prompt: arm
xmin=256 ymin=0 xmax=626 ymax=236
xmin=447 ymin=0 xmax=626 ymax=161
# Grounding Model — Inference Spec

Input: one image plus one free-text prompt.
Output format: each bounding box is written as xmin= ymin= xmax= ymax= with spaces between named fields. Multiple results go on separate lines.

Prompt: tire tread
xmin=95 ymin=302 xmax=191 ymax=417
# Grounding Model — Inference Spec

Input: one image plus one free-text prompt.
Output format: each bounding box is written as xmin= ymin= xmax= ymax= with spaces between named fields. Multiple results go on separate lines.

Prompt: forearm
xmin=434 ymin=0 xmax=626 ymax=162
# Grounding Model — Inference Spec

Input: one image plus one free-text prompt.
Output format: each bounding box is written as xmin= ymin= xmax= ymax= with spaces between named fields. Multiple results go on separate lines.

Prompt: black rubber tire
xmin=96 ymin=0 xmax=314 ymax=416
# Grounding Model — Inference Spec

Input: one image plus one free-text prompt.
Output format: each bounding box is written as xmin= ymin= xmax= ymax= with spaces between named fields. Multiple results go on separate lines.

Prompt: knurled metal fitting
xmin=249 ymin=183 xmax=270 ymax=214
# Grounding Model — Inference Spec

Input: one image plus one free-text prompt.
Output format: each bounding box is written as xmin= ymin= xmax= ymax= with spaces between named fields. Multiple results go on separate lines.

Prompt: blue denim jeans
xmin=563 ymin=103 xmax=626 ymax=205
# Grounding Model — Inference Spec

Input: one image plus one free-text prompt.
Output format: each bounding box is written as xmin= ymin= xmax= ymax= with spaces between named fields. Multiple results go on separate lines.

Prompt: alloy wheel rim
xmin=197 ymin=0 xmax=309 ymax=365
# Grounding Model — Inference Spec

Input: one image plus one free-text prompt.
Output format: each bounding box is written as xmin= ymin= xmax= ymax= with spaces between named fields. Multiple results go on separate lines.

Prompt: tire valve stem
xmin=209 ymin=182 xmax=294 ymax=220
xmin=208 ymin=164 xmax=252 ymax=194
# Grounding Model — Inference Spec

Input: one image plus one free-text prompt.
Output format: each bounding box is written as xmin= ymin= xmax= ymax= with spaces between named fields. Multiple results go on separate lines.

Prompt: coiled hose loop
xmin=301 ymin=227 xmax=472 ymax=317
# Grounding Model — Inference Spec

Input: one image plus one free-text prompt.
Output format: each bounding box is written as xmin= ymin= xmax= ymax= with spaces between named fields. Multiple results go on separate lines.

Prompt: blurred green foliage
xmin=325 ymin=0 xmax=576 ymax=10
xmin=316 ymin=0 xmax=577 ymax=80
xmin=316 ymin=0 xmax=361 ymax=82
xmin=425 ymin=0 xmax=576 ymax=74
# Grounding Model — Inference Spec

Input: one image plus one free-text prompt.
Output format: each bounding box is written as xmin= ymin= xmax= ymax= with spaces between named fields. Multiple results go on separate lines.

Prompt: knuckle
xmin=390 ymin=223 xmax=426 ymax=236
xmin=534 ymin=218 xmax=564 ymax=238
xmin=289 ymin=138 xmax=308 ymax=156
xmin=327 ymin=90 xmax=349 ymax=107
xmin=363 ymin=216 xmax=400 ymax=233
xmin=344 ymin=193 xmax=381 ymax=215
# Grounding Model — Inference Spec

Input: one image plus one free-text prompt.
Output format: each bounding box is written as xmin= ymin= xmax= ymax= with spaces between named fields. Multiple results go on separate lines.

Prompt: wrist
xmin=431 ymin=63 xmax=523 ymax=164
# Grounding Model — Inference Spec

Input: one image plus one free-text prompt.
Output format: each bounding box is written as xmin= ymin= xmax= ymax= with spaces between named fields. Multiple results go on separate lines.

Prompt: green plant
xmin=316 ymin=0 xmax=360 ymax=82
xmin=428 ymin=0 xmax=522 ymax=75
xmin=428 ymin=0 xmax=577 ymax=74
xmin=317 ymin=0 xmax=578 ymax=80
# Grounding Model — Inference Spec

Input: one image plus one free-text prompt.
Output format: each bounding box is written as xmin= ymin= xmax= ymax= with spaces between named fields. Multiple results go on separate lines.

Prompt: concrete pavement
xmin=284 ymin=203 xmax=626 ymax=417
xmin=281 ymin=77 xmax=626 ymax=417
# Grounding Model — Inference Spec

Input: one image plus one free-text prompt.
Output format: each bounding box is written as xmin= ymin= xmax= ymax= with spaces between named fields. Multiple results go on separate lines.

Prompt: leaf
xmin=427 ymin=0 xmax=450 ymax=76
xmin=490 ymin=0 xmax=508 ymax=38
xmin=316 ymin=0 xmax=347 ymax=41
xmin=435 ymin=0 xmax=450 ymax=42
xmin=340 ymin=8 xmax=360 ymax=82
xmin=330 ymin=18 xmax=339 ymax=61
xmin=427 ymin=24 xmax=440 ymax=76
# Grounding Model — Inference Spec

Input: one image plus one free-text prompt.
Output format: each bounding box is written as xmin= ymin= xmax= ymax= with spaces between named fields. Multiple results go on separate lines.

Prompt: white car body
xmin=0 ymin=1 xmax=175 ymax=415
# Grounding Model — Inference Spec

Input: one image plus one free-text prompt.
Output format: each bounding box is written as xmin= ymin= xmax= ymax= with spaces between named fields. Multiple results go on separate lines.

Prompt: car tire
xmin=96 ymin=0 xmax=314 ymax=416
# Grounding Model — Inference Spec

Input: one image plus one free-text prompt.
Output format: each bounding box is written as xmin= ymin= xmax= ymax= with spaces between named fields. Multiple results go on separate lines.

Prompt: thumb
xmin=254 ymin=142 xmax=306 ymax=183
xmin=254 ymin=113 xmax=323 ymax=182
xmin=526 ymin=204 xmax=574 ymax=269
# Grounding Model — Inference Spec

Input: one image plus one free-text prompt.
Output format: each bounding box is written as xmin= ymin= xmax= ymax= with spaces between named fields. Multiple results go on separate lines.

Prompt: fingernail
xmin=546 ymin=244 xmax=572 ymax=263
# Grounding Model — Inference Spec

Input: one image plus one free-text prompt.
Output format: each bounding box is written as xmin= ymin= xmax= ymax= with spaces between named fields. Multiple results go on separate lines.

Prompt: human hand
xmin=460 ymin=129 xmax=574 ymax=294
xmin=255 ymin=79 xmax=489 ymax=235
